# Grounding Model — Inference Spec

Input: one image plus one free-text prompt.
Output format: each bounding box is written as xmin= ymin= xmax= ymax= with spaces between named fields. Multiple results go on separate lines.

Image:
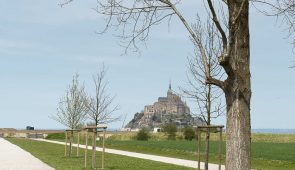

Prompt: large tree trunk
xmin=224 ymin=1 xmax=251 ymax=170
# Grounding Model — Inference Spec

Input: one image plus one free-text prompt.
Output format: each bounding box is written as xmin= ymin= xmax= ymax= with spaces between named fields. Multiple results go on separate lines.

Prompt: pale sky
xmin=0 ymin=0 xmax=294 ymax=130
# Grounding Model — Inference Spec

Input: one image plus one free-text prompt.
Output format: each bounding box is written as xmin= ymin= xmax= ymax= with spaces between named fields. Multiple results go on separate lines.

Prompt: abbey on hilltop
xmin=144 ymin=83 xmax=190 ymax=118
xmin=125 ymin=83 xmax=203 ymax=130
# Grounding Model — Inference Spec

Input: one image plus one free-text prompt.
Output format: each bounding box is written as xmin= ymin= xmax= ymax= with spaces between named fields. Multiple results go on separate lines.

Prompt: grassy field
xmin=6 ymin=138 xmax=195 ymax=170
xmin=106 ymin=131 xmax=295 ymax=143
xmin=98 ymin=140 xmax=295 ymax=169
xmin=47 ymin=132 xmax=295 ymax=170
xmin=46 ymin=131 xmax=295 ymax=143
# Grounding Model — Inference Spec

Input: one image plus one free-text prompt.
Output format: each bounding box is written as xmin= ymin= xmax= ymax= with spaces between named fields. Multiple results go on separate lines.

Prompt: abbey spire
xmin=167 ymin=81 xmax=172 ymax=96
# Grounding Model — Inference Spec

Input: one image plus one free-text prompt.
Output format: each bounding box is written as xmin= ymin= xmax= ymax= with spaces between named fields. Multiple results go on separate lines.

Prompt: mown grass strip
xmin=6 ymin=138 xmax=195 ymax=170
xmin=46 ymin=132 xmax=295 ymax=169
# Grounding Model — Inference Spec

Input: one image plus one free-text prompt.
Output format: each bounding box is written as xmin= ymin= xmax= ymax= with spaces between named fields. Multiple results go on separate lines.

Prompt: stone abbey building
xmin=144 ymin=83 xmax=190 ymax=118
xmin=126 ymin=83 xmax=203 ymax=130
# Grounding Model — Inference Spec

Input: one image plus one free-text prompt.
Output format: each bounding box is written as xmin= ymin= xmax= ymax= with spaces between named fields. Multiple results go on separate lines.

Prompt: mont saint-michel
xmin=126 ymin=83 xmax=203 ymax=130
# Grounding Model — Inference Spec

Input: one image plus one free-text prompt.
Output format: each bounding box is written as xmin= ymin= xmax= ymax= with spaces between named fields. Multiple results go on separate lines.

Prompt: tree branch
xmin=206 ymin=0 xmax=228 ymax=50
xmin=206 ymin=77 xmax=225 ymax=90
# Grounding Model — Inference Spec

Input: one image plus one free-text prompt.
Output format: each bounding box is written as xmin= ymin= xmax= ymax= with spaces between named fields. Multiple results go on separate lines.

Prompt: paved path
xmin=0 ymin=138 xmax=54 ymax=170
xmin=34 ymin=139 xmax=225 ymax=170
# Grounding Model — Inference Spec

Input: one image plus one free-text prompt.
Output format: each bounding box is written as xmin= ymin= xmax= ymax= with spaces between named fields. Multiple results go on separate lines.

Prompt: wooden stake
xmin=198 ymin=128 xmax=201 ymax=170
xmin=219 ymin=127 xmax=222 ymax=170
xmin=92 ymin=130 xmax=95 ymax=169
xmin=70 ymin=132 xmax=73 ymax=156
xmin=85 ymin=129 xmax=88 ymax=168
xmin=195 ymin=129 xmax=198 ymax=170
xmin=65 ymin=131 xmax=67 ymax=157
xmin=102 ymin=129 xmax=106 ymax=169
xmin=77 ymin=132 xmax=80 ymax=156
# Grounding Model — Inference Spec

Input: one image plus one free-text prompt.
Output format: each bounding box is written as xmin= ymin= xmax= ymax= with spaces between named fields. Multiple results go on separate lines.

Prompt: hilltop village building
xmin=144 ymin=83 xmax=190 ymax=118
xmin=125 ymin=83 xmax=203 ymax=130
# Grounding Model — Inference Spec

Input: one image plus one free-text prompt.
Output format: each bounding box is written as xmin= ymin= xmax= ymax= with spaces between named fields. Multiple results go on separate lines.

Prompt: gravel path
xmin=0 ymin=138 xmax=54 ymax=170
xmin=34 ymin=138 xmax=225 ymax=170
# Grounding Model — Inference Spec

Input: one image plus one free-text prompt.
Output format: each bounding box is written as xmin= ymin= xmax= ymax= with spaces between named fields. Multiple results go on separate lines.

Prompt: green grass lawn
xmin=47 ymin=132 xmax=295 ymax=169
xmin=99 ymin=140 xmax=295 ymax=170
xmin=6 ymin=138 xmax=195 ymax=170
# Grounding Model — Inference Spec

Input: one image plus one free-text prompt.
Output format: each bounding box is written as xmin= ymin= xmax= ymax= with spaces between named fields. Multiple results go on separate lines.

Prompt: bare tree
xmin=271 ymin=0 xmax=295 ymax=69
xmin=52 ymin=73 xmax=88 ymax=155
xmin=86 ymin=66 xmax=119 ymax=127
xmin=252 ymin=0 xmax=295 ymax=40
xmin=62 ymin=0 xmax=251 ymax=169
xmin=85 ymin=66 xmax=119 ymax=165
xmin=252 ymin=0 xmax=295 ymax=68
xmin=273 ymin=1 xmax=295 ymax=69
xmin=181 ymin=19 xmax=224 ymax=170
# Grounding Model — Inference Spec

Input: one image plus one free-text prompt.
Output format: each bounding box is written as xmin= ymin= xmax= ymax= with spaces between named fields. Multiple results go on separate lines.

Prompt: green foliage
xmin=126 ymin=112 xmax=144 ymax=128
xmin=129 ymin=112 xmax=143 ymax=124
xmin=183 ymin=126 xmax=195 ymax=141
xmin=151 ymin=115 xmax=161 ymax=123
xmin=151 ymin=115 xmax=157 ymax=121
xmin=45 ymin=133 xmax=65 ymax=140
xmin=176 ymin=134 xmax=183 ymax=140
xmin=136 ymin=128 xmax=150 ymax=141
xmin=163 ymin=124 xmax=177 ymax=140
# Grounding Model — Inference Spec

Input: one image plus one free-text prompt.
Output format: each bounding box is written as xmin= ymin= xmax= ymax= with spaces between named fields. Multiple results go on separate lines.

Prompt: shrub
xmin=163 ymin=123 xmax=177 ymax=140
xmin=136 ymin=128 xmax=150 ymax=141
xmin=177 ymin=134 xmax=184 ymax=140
xmin=183 ymin=126 xmax=195 ymax=141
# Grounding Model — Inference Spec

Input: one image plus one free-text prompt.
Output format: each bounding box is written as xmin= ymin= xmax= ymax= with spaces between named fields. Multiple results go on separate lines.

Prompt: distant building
xmin=120 ymin=128 xmax=131 ymax=132
xmin=126 ymin=83 xmax=203 ymax=130
xmin=26 ymin=126 xmax=34 ymax=130
xmin=153 ymin=127 xmax=161 ymax=133
xmin=144 ymin=83 xmax=190 ymax=118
